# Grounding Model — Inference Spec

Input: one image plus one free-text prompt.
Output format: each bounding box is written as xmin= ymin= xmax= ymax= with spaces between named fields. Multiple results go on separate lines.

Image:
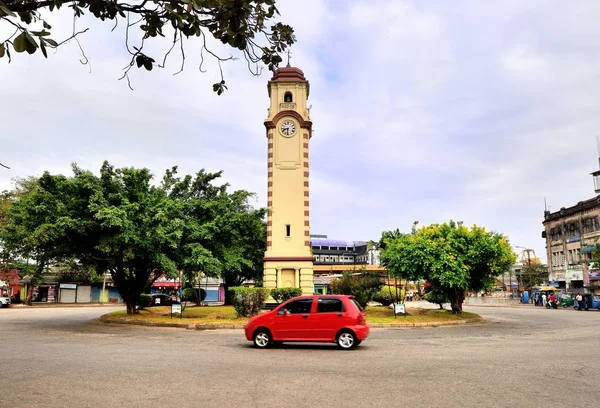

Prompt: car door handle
xmin=337 ymin=314 xmax=343 ymax=317
xmin=302 ymin=315 xmax=308 ymax=318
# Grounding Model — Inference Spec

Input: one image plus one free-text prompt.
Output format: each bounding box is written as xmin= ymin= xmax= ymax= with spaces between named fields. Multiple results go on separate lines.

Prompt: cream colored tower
xmin=263 ymin=65 xmax=314 ymax=295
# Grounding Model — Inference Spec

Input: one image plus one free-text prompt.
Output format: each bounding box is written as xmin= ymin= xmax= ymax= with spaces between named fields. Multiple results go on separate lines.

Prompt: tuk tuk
xmin=574 ymin=293 xmax=600 ymax=311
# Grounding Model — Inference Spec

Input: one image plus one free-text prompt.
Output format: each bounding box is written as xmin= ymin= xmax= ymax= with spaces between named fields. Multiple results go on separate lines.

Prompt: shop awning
xmin=581 ymin=246 xmax=596 ymax=254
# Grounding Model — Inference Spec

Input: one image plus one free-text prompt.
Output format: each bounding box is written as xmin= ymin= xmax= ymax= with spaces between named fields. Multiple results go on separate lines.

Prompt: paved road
xmin=2 ymin=305 xmax=599 ymax=407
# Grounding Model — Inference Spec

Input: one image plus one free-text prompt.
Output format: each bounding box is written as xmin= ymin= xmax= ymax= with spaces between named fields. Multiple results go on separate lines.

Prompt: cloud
xmin=2 ymin=0 xmax=600 ymax=262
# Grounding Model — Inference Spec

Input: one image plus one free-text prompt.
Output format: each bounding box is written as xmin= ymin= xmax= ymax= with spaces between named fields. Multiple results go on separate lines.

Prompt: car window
xmin=349 ymin=298 xmax=364 ymax=312
xmin=316 ymin=298 xmax=344 ymax=313
xmin=284 ymin=298 xmax=313 ymax=314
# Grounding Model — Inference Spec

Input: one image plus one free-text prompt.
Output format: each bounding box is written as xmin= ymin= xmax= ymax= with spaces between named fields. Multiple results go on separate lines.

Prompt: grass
xmin=102 ymin=304 xmax=481 ymax=326
xmin=364 ymin=306 xmax=480 ymax=323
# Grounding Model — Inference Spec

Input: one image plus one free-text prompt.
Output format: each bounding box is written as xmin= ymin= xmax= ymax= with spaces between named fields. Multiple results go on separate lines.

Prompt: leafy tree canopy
xmin=0 ymin=161 xmax=266 ymax=312
xmin=381 ymin=221 xmax=516 ymax=313
xmin=0 ymin=0 xmax=295 ymax=92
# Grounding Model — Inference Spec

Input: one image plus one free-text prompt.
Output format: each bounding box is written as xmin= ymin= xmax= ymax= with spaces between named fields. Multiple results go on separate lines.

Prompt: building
xmin=310 ymin=235 xmax=370 ymax=265
xmin=262 ymin=64 xmax=314 ymax=295
xmin=542 ymin=152 xmax=600 ymax=293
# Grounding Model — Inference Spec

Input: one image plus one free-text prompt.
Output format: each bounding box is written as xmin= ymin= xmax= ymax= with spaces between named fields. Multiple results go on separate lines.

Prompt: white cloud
xmin=2 ymin=0 xmax=600 ymax=262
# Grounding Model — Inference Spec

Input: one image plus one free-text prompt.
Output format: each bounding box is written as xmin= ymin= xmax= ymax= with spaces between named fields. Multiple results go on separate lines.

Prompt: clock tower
xmin=263 ymin=65 xmax=314 ymax=295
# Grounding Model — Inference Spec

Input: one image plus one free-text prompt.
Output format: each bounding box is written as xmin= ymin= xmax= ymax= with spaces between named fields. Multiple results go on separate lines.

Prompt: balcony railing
xmin=279 ymin=102 xmax=296 ymax=110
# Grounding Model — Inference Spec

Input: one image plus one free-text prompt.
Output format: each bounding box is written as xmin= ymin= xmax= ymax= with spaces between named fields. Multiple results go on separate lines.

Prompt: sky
xmin=2 ymin=0 xmax=600 ymax=263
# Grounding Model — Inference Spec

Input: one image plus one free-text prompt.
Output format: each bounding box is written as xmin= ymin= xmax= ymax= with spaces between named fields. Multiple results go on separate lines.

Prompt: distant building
xmin=310 ymin=235 xmax=380 ymax=266
xmin=542 ymin=149 xmax=600 ymax=293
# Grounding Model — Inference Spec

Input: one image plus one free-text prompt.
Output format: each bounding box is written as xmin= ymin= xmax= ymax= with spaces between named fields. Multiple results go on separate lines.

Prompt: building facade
xmin=262 ymin=65 xmax=315 ymax=295
xmin=542 ymin=197 xmax=600 ymax=290
xmin=542 ymin=156 xmax=600 ymax=292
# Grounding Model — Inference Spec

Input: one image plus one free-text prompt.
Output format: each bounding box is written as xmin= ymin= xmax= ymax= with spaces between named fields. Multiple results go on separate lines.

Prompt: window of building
xmin=316 ymin=298 xmax=344 ymax=313
xmin=285 ymin=224 xmax=291 ymax=237
xmin=284 ymin=92 xmax=293 ymax=103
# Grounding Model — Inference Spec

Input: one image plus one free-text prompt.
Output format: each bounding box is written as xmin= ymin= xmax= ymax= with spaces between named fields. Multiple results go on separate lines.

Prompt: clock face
xmin=280 ymin=120 xmax=296 ymax=137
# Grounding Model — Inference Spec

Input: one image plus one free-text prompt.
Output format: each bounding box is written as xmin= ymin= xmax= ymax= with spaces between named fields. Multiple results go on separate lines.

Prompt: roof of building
xmin=267 ymin=65 xmax=310 ymax=97
xmin=270 ymin=66 xmax=307 ymax=82
xmin=310 ymin=238 xmax=368 ymax=248
xmin=543 ymin=195 xmax=600 ymax=223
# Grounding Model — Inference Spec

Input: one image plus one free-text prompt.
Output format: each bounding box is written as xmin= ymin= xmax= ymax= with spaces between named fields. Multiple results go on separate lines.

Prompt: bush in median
xmin=270 ymin=288 xmax=302 ymax=303
xmin=229 ymin=287 xmax=270 ymax=317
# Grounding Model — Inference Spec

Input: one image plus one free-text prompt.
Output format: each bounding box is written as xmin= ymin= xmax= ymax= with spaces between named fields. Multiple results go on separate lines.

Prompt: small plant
xmin=182 ymin=287 xmax=207 ymax=305
xmin=424 ymin=290 xmax=449 ymax=309
xmin=229 ymin=287 xmax=270 ymax=317
xmin=373 ymin=286 xmax=404 ymax=306
xmin=137 ymin=293 xmax=152 ymax=309
xmin=328 ymin=270 xmax=383 ymax=308
xmin=270 ymin=288 xmax=302 ymax=303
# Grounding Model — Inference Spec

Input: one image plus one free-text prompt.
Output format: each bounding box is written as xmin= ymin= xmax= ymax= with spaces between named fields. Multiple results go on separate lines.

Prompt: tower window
xmin=285 ymin=224 xmax=291 ymax=237
xmin=284 ymin=92 xmax=293 ymax=103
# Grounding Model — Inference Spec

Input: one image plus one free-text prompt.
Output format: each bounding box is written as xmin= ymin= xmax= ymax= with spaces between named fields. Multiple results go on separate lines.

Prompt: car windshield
xmin=350 ymin=298 xmax=363 ymax=312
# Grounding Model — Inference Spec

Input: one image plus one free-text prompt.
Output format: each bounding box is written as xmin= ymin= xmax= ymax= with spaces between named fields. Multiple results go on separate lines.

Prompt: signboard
xmin=394 ymin=303 xmax=406 ymax=314
xmin=171 ymin=303 xmax=182 ymax=315
xmin=59 ymin=283 xmax=77 ymax=289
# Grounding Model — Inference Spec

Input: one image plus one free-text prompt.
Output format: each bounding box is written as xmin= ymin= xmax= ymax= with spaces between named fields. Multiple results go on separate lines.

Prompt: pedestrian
xmin=541 ymin=293 xmax=547 ymax=307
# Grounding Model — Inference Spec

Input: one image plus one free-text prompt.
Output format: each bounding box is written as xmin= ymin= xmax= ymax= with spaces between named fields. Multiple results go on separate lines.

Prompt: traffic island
xmin=99 ymin=305 xmax=484 ymax=330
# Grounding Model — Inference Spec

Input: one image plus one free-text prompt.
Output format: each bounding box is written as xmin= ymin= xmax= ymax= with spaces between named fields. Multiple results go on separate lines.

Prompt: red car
xmin=244 ymin=294 xmax=369 ymax=350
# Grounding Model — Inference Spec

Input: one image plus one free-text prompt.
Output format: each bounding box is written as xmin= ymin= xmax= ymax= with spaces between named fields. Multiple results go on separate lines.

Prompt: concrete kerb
xmin=98 ymin=315 xmax=486 ymax=330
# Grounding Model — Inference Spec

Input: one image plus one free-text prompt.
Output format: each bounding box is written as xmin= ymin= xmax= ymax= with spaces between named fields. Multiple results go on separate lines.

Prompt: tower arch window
xmin=284 ymin=92 xmax=293 ymax=103
xmin=285 ymin=224 xmax=291 ymax=237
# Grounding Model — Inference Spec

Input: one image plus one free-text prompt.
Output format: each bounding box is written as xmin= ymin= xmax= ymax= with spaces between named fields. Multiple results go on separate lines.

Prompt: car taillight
xmin=357 ymin=313 xmax=366 ymax=325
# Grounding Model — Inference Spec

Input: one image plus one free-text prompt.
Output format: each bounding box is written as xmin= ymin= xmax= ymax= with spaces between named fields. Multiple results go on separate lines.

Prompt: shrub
xmin=182 ymin=287 xmax=207 ymax=305
xmin=424 ymin=290 xmax=449 ymax=309
xmin=328 ymin=270 xmax=383 ymax=308
xmin=229 ymin=287 xmax=270 ymax=317
xmin=373 ymin=286 xmax=404 ymax=306
xmin=137 ymin=293 xmax=152 ymax=309
xmin=270 ymin=288 xmax=302 ymax=303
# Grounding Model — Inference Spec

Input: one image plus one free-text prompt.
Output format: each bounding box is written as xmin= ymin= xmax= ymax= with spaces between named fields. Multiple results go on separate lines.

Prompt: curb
xmin=98 ymin=316 xmax=485 ymax=330
xmin=11 ymin=303 xmax=124 ymax=308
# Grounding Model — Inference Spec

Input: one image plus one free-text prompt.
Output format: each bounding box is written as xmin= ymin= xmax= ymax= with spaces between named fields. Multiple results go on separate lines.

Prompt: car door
xmin=270 ymin=297 xmax=315 ymax=340
xmin=312 ymin=296 xmax=346 ymax=340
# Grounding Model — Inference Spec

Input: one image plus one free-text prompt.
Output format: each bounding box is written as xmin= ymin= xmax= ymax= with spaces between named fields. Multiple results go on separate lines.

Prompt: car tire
xmin=253 ymin=329 xmax=272 ymax=349
xmin=336 ymin=330 xmax=357 ymax=350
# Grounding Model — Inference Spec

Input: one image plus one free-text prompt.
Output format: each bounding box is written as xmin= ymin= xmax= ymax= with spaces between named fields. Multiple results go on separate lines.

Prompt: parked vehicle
xmin=574 ymin=293 xmax=600 ymax=311
xmin=0 ymin=293 xmax=10 ymax=308
xmin=150 ymin=293 xmax=179 ymax=306
xmin=244 ymin=295 xmax=370 ymax=350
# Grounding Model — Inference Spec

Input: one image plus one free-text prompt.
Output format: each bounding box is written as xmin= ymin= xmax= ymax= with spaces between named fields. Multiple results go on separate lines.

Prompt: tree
xmin=328 ymin=269 xmax=383 ymax=309
xmin=516 ymin=263 xmax=547 ymax=291
xmin=0 ymin=0 xmax=295 ymax=92
xmin=160 ymin=166 xmax=266 ymax=305
xmin=0 ymin=174 xmax=73 ymax=305
xmin=381 ymin=221 xmax=516 ymax=314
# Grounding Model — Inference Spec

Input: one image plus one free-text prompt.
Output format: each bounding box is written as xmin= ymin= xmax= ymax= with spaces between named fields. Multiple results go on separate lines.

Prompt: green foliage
xmin=229 ymin=286 xmax=269 ymax=317
xmin=160 ymin=166 xmax=267 ymax=304
xmin=381 ymin=220 xmax=516 ymax=314
xmin=372 ymin=285 xmax=404 ymax=306
xmin=0 ymin=161 xmax=266 ymax=313
xmin=182 ymin=287 xmax=206 ymax=305
xmin=138 ymin=293 xmax=152 ymax=309
xmin=0 ymin=0 xmax=295 ymax=92
xmin=55 ymin=259 xmax=103 ymax=284
xmin=328 ymin=269 xmax=383 ymax=308
xmin=424 ymin=290 xmax=449 ymax=309
xmin=270 ymin=287 xmax=302 ymax=303
xmin=516 ymin=263 xmax=547 ymax=289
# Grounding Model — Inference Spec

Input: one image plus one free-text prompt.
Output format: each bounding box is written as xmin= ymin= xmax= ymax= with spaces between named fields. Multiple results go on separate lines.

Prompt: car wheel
xmin=253 ymin=329 xmax=272 ymax=349
xmin=337 ymin=330 xmax=357 ymax=350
